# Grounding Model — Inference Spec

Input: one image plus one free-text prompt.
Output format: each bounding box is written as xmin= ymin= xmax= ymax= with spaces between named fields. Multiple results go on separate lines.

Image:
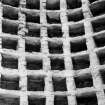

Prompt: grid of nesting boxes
xmin=0 ymin=0 xmax=105 ymax=105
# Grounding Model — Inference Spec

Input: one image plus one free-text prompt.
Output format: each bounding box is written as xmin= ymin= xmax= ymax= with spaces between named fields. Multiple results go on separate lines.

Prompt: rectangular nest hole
xmin=76 ymin=94 xmax=98 ymax=105
xmin=48 ymin=25 xmax=62 ymax=38
xmin=28 ymin=76 xmax=45 ymax=91
xmin=1 ymin=54 xmax=18 ymax=69
xmin=47 ymin=12 xmax=61 ymax=24
xmin=70 ymin=39 xmax=87 ymax=53
xmin=92 ymin=17 xmax=105 ymax=33
xmin=72 ymin=54 xmax=90 ymax=70
xmin=100 ymin=70 xmax=105 ymax=84
xmin=0 ymin=75 xmax=19 ymax=90
xmin=97 ymin=50 xmax=105 ymax=65
xmin=26 ymin=0 xmax=40 ymax=9
xmin=50 ymin=57 xmax=65 ymax=71
xmin=26 ymin=58 xmax=42 ymax=70
xmin=25 ymin=40 xmax=41 ymax=53
xmin=90 ymin=0 xmax=105 ymax=17
xmin=67 ymin=9 xmax=84 ymax=22
xmin=28 ymin=97 xmax=45 ymax=105
xmin=46 ymin=0 xmax=60 ymax=10
xmin=2 ymin=38 xmax=18 ymax=50
xmin=69 ymin=23 xmax=85 ymax=37
xmin=54 ymin=95 xmax=68 ymax=105
xmin=3 ymin=5 xmax=18 ymax=20
xmin=53 ymin=77 xmax=67 ymax=91
xmin=93 ymin=33 xmax=105 ymax=48
xmin=2 ymin=0 xmax=19 ymax=7
xmin=25 ymin=11 xmax=40 ymax=23
xmin=48 ymin=41 xmax=63 ymax=54
xmin=0 ymin=96 xmax=19 ymax=105
xmin=74 ymin=74 xmax=93 ymax=88
xmin=66 ymin=0 xmax=82 ymax=9
xmin=26 ymin=24 xmax=40 ymax=37
xmin=2 ymin=20 xmax=18 ymax=35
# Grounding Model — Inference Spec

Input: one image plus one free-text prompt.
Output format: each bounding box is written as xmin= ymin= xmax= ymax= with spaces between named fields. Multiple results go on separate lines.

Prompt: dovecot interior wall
xmin=0 ymin=0 xmax=105 ymax=105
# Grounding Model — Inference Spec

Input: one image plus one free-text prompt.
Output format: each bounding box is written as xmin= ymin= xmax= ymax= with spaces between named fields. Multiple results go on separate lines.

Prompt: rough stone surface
xmin=0 ymin=0 xmax=105 ymax=105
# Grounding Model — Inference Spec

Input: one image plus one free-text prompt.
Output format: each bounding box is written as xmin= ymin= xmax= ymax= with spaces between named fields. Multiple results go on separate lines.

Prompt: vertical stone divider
xmin=60 ymin=0 xmax=76 ymax=105
xmin=18 ymin=0 xmax=28 ymax=105
xmin=0 ymin=2 xmax=3 ymax=82
xmin=82 ymin=0 xmax=105 ymax=105
xmin=40 ymin=0 xmax=54 ymax=105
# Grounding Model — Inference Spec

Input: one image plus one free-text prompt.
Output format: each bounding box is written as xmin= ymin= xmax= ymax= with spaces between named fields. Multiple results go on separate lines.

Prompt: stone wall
xmin=0 ymin=0 xmax=105 ymax=105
